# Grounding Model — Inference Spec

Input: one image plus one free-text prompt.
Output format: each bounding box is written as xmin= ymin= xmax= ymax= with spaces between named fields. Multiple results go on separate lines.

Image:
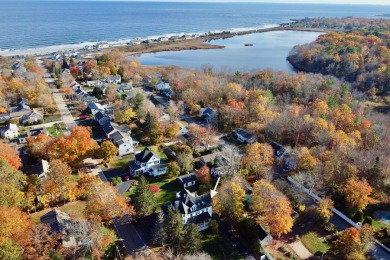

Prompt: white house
xmin=107 ymin=75 xmax=121 ymax=84
xmin=129 ymin=147 xmax=167 ymax=177
xmin=156 ymin=81 xmax=171 ymax=91
xmin=1 ymin=123 xmax=18 ymax=139
xmin=110 ymin=131 xmax=134 ymax=156
xmin=177 ymin=123 xmax=188 ymax=136
xmin=162 ymin=189 xmax=213 ymax=231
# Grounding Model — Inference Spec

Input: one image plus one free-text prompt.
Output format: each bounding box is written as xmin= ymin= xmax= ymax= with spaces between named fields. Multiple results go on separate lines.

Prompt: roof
xmin=101 ymin=121 xmax=115 ymax=135
xmin=110 ymin=131 xmax=124 ymax=146
xmin=28 ymin=127 xmax=47 ymax=137
xmin=32 ymin=159 xmax=49 ymax=176
xmin=88 ymin=102 xmax=104 ymax=114
xmin=118 ymin=83 xmax=133 ymax=91
xmin=270 ymin=141 xmax=286 ymax=157
xmin=162 ymin=189 xmax=212 ymax=215
xmin=11 ymin=103 xmax=31 ymax=113
xmin=177 ymin=171 xmax=197 ymax=184
xmin=235 ymin=128 xmax=257 ymax=141
xmin=257 ymin=224 xmax=270 ymax=241
xmin=40 ymin=209 xmax=72 ymax=234
xmin=3 ymin=123 xmax=18 ymax=132
xmin=135 ymin=147 xmax=158 ymax=163
xmin=200 ymin=107 xmax=214 ymax=116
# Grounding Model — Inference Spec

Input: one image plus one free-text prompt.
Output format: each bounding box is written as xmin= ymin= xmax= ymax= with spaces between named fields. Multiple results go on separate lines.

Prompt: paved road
xmin=117 ymin=180 xmax=132 ymax=195
xmin=52 ymin=89 xmax=76 ymax=132
xmin=113 ymin=216 xmax=148 ymax=254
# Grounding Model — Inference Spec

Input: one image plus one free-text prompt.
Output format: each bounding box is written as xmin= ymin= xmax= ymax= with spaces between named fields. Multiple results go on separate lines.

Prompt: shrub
xmin=111 ymin=176 xmax=122 ymax=186
xmin=209 ymin=219 xmax=219 ymax=233
xmin=150 ymin=184 xmax=160 ymax=193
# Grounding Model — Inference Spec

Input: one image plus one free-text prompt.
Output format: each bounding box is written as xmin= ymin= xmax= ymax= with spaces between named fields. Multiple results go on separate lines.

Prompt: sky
xmin=84 ymin=0 xmax=390 ymax=5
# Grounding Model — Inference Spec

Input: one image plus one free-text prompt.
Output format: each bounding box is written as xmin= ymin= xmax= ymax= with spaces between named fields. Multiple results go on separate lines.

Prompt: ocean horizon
xmin=0 ymin=1 xmax=389 ymax=54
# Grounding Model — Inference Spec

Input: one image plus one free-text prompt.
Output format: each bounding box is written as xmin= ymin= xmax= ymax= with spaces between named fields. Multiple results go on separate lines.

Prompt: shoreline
xmin=0 ymin=26 xmax=328 ymax=58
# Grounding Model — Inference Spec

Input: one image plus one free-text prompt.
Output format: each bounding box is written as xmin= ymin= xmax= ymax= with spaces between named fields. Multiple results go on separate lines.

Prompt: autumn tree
xmin=198 ymin=165 xmax=211 ymax=183
xmin=0 ymin=206 xmax=31 ymax=260
xmin=252 ymin=180 xmax=293 ymax=237
xmin=332 ymin=224 xmax=374 ymax=259
xmin=23 ymin=224 xmax=61 ymax=260
xmin=172 ymin=144 xmax=193 ymax=173
xmin=114 ymin=107 xmax=136 ymax=124
xmin=96 ymin=141 xmax=118 ymax=163
xmin=132 ymin=176 xmax=156 ymax=218
xmin=43 ymin=159 xmax=75 ymax=205
xmin=241 ymin=142 xmax=274 ymax=179
xmin=25 ymin=133 xmax=53 ymax=159
xmin=167 ymin=161 xmax=181 ymax=178
xmin=187 ymin=123 xmax=207 ymax=151
xmin=84 ymin=181 xmax=134 ymax=223
xmin=0 ymin=158 xmax=27 ymax=208
xmin=316 ymin=197 xmax=334 ymax=224
xmin=213 ymin=176 xmax=246 ymax=223
xmin=343 ymin=178 xmax=373 ymax=212
xmin=50 ymin=126 xmax=97 ymax=167
xmin=0 ymin=142 xmax=22 ymax=170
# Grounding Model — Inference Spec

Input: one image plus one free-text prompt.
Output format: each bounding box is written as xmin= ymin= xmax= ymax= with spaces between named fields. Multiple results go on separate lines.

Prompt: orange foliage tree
xmin=25 ymin=133 xmax=53 ymax=159
xmin=0 ymin=142 xmax=22 ymax=169
xmin=343 ymin=178 xmax=373 ymax=212
xmin=198 ymin=165 xmax=211 ymax=183
xmin=50 ymin=126 xmax=97 ymax=168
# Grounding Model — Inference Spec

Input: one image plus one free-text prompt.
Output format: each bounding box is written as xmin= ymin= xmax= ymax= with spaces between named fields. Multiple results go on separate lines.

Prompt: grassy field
xmin=300 ymin=232 xmax=330 ymax=255
xmin=30 ymin=200 xmax=87 ymax=225
xmin=201 ymin=230 xmax=244 ymax=260
xmin=109 ymin=155 xmax=133 ymax=169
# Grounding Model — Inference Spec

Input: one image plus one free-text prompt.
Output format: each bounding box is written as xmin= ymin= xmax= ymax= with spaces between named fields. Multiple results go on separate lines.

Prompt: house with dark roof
xmin=198 ymin=153 xmax=230 ymax=177
xmin=162 ymin=189 xmax=212 ymax=231
xmin=234 ymin=128 xmax=258 ymax=144
xmin=32 ymin=159 xmax=49 ymax=178
xmin=101 ymin=121 xmax=116 ymax=137
xmin=110 ymin=131 xmax=134 ymax=156
xmin=257 ymin=224 xmax=273 ymax=246
xmin=41 ymin=209 xmax=89 ymax=248
xmin=1 ymin=123 xmax=18 ymax=139
xmin=270 ymin=141 xmax=286 ymax=158
xmin=117 ymin=83 xmax=133 ymax=93
xmin=161 ymin=88 xmax=173 ymax=98
xmin=94 ymin=111 xmax=111 ymax=126
xmin=199 ymin=107 xmax=215 ymax=123
xmin=177 ymin=171 xmax=197 ymax=188
xmin=19 ymin=109 xmax=43 ymax=125
xmin=129 ymin=147 xmax=167 ymax=177
xmin=9 ymin=103 xmax=31 ymax=118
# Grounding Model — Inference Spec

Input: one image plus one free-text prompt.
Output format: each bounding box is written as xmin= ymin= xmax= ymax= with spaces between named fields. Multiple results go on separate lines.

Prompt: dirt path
xmin=289 ymin=240 xmax=313 ymax=259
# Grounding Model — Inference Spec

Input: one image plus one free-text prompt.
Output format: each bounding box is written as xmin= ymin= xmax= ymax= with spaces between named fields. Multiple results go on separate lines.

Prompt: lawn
xmin=300 ymin=232 xmax=330 ymax=255
xmin=46 ymin=125 xmax=64 ymax=137
xmin=109 ymin=155 xmax=133 ymax=169
xmin=201 ymin=230 xmax=244 ymax=260
xmin=30 ymin=200 xmax=87 ymax=225
xmin=128 ymin=176 xmax=184 ymax=206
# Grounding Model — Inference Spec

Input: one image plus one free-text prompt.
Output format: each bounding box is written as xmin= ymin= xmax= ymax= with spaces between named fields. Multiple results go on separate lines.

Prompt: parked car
xmin=79 ymin=115 xmax=89 ymax=120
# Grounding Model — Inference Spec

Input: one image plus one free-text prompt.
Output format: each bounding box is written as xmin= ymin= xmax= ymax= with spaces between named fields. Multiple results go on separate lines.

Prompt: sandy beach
xmin=0 ymin=26 xmax=328 ymax=58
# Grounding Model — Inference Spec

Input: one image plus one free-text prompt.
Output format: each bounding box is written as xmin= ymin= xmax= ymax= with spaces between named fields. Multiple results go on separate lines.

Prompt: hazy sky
xmin=96 ymin=0 xmax=390 ymax=5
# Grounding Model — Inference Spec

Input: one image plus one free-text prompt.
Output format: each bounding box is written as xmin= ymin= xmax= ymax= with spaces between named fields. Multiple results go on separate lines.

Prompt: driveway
xmin=113 ymin=216 xmax=148 ymax=254
xmin=117 ymin=180 xmax=132 ymax=195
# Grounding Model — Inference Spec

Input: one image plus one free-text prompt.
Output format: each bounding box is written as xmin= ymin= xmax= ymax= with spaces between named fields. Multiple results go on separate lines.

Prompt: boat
xmin=244 ymin=44 xmax=253 ymax=46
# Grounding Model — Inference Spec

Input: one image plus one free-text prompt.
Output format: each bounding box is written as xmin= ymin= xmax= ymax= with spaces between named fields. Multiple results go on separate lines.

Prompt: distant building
xmin=129 ymin=147 xmax=167 ymax=177
xmin=117 ymin=83 xmax=133 ymax=93
xmin=19 ymin=109 xmax=43 ymax=125
xmin=162 ymin=189 xmax=212 ymax=231
xmin=110 ymin=131 xmax=134 ymax=156
xmin=234 ymin=128 xmax=258 ymax=144
xmin=156 ymin=81 xmax=171 ymax=91
xmin=269 ymin=141 xmax=286 ymax=158
xmin=9 ymin=102 xmax=31 ymax=118
xmin=0 ymin=123 xmax=18 ymax=139
xmin=107 ymin=74 xmax=121 ymax=84
xmin=199 ymin=107 xmax=215 ymax=123
xmin=177 ymin=171 xmax=197 ymax=188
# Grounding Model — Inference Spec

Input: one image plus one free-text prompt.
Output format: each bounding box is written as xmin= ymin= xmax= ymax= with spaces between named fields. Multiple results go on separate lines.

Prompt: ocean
xmin=0 ymin=1 xmax=389 ymax=52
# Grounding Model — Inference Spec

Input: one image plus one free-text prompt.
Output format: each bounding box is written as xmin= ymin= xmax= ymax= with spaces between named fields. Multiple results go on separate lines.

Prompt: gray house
xmin=19 ymin=109 xmax=43 ymax=125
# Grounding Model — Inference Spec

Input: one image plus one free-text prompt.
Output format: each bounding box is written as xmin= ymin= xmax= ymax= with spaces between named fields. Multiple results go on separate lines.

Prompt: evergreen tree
xmin=184 ymin=224 xmax=201 ymax=255
xmin=151 ymin=212 xmax=165 ymax=246
xmin=134 ymin=93 xmax=144 ymax=110
xmin=132 ymin=176 xmax=156 ymax=217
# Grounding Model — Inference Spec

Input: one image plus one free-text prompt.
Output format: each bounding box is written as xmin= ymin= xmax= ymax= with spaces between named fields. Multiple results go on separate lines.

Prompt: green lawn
xmin=128 ymin=176 xmax=182 ymax=206
xmin=30 ymin=200 xmax=87 ymax=225
xmin=301 ymin=232 xmax=330 ymax=255
xmin=201 ymin=230 xmax=244 ymax=260
xmin=109 ymin=156 xmax=133 ymax=169
xmin=46 ymin=125 xmax=64 ymax=137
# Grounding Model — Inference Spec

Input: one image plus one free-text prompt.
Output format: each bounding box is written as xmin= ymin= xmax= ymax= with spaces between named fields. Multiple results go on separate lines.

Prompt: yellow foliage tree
xmin=344 ymin=178 xmax=373 ymax=212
